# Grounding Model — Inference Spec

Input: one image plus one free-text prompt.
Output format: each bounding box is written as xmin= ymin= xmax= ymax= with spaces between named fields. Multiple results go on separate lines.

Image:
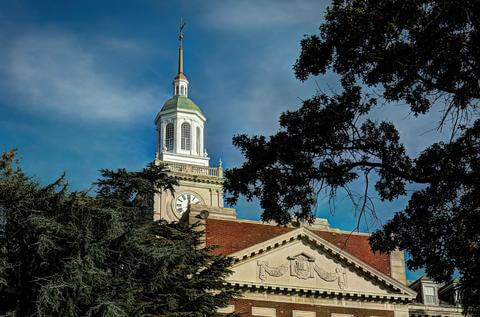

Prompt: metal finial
xmin=177 ymin=17 xmax=186 ymax=78
xmin=179 ymin=17 xmax=186 ymax=43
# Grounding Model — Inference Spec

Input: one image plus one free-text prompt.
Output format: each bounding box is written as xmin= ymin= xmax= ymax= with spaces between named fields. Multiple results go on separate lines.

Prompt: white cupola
xmin=154 ymin=19 xmax=210 ymax=167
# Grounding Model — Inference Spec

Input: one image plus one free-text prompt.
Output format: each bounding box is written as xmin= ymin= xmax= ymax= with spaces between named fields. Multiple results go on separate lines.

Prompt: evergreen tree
xmin=224 ymin=1 xmax=479 ymax=314
xmin=0 ymin=150 xmax=237 ymax=316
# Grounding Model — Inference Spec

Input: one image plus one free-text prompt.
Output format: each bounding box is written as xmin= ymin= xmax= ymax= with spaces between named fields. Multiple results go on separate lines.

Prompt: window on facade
xmin=181 ymin=86 xmax=184 ymax=95
xmin=165 ymin=123 xmax=174 ymax=151
xmin=181 ymin=122 xmax=191 ymax=150
xmin=196 ymin=126 xmax=201 ymax=155
xmin=424 ymin=286 xmax=436 ymax=305
xmin=251 ymin=307 xmax=276 ymax=317
xmin=175 ymin=86 xmax=179 ymax=95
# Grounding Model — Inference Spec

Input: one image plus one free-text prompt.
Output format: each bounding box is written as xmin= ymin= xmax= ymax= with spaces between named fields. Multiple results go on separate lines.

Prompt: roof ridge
xmin=206 ymin=217 xmax=371 ymax=236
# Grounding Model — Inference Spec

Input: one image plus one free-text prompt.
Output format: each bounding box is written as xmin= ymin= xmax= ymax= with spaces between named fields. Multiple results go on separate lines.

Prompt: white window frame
xmin=181 ymin=122 xmax=191 ymax=150
xmin=424 ymin=285 xmax=437 ymax=305
xmin=165 ymin=123 xmax=174 ymax=151
xmin=292 ymin=310 xmax=315 ymax=317
xmin=252 ymin=307 xmax=276 ymax=317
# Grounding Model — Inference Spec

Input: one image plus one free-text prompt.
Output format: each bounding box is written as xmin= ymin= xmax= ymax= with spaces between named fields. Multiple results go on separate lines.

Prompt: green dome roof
xmin=161 ymin=96 xmax=203 ymax=115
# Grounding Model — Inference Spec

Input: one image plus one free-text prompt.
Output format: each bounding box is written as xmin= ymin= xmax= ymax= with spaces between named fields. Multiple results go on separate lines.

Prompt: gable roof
xmin=205 ymin=218 xmax=391 ymax=277
xmin=223 ymin=226 xmax=417 ymax=300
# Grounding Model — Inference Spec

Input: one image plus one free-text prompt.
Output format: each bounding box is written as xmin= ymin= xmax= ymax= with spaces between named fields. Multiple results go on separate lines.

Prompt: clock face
xmin=175 ymin=192 xmax=201 ymax=215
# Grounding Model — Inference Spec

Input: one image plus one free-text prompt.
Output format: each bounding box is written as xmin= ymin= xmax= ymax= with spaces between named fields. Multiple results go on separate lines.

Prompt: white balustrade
xmin=160 ymin=161 xmax=221 ymax=178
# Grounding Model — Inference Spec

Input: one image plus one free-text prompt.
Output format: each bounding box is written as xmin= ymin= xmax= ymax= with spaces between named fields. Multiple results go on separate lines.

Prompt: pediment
xmin=226 ymin=227 xmax=416 ymax=301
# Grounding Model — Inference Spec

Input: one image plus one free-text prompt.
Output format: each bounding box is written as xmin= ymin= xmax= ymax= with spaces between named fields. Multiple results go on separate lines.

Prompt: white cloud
xmin=94 ymin=35 xmax=153 ymax=56
xmin=1 ymin=30 xmax=165 ymax=122
xmin=200 ymin=0 xmax=328 ymax=30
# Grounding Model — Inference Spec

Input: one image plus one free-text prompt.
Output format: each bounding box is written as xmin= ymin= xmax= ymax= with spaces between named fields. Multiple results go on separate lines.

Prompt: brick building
xmin=153 ymin=27 xmax=463 ymax=317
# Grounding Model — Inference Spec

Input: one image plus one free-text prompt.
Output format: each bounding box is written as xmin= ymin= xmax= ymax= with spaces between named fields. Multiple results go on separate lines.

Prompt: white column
xmin=189 ymin=119 xmax=193 ymax=155
xmin=192 ymin=123 xmax=197 ymax=155
xmin=160 ymin=121 xmax=164 ymax=152
xmin=201 ymin=125 xmax=205 ymax=157
xmin=196 ymin=125 xmax=201 ymax=156
xmin=174 ymin=118 xmax=180 ymax=153
xmin=156 ymin=126 xmax=160 ymax=155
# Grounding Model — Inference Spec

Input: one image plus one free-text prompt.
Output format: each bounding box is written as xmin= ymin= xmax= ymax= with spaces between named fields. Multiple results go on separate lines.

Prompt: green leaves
xmin=0 ymin=152 xmax=237 ymax=316
xmin=296 ymin=0 xmax=480 ymax=115
xmin=226 ymin=85 xmax=412 ymax=225
xmin=226 ymin=0 xmax=479 ymax=313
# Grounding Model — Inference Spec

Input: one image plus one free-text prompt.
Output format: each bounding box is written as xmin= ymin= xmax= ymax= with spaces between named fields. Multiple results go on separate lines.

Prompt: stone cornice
xmin=226 ymin=281 xmax=414 ymax=303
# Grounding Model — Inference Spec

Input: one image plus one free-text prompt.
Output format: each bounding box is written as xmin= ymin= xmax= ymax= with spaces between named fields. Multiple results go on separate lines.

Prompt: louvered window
xmin=165 ymin=123 xmax=174 ymax=151
xmin=181 ymin=122 xmax=191 ymax=150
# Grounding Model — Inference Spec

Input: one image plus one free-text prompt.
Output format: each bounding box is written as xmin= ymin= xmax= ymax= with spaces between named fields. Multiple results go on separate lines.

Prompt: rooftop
xmin=205 ymin=218 xmax=392 ymax=277
xmin=161 ymin=95 xmax=203 ymax=115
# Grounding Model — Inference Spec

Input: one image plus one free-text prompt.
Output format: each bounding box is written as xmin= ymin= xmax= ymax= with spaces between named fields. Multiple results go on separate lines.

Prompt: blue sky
xmin=1 ymin=0 xmax=453 ymax=280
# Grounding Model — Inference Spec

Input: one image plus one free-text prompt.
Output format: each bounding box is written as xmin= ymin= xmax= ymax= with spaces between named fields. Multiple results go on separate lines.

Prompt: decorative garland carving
xmin=312 ymin=263 xmax=337 ymax=281
xmin=257 ymin=261 xmax=288 ymax=282
xmin=313 ymin=264 xmax=348 ymax=289
xmin=256 ymin=255 xmax=348 ymax=289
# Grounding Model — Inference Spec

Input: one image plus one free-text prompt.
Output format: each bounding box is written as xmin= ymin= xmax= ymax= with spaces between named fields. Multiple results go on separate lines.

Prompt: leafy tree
xmin=224 ymin=0 xmax=479 ymax=314
xmin=0 ymin=150 xmax=237 ymax=316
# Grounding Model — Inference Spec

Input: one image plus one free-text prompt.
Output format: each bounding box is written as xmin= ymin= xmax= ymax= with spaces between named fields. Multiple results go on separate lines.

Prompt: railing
xmin=160 ymin=161 xmax=222 ymax=178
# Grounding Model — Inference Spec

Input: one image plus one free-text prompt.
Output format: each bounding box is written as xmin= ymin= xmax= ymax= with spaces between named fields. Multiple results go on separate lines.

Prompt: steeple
xmin=153 ymin=19 xmax=221 ymax=223
xmin=173 ymin=18 xmax=188 ymax=97
xmin=155 ymin=18 xmax=209 ymax=167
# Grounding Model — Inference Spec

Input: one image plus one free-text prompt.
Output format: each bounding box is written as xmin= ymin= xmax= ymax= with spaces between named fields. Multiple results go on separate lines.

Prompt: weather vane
xmin=179 ymin=17 xmax=186 ymax=42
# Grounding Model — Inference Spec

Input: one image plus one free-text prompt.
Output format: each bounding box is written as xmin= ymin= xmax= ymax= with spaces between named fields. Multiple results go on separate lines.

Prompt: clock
xmin=174 ymin=192 xmax=202 ymax=215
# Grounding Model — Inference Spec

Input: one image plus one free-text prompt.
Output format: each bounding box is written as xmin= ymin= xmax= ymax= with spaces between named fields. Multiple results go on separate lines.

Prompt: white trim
xmin=240 ymin=291 xmax=401 ymax=310
xmin=156 ymin=108 xmax=206 ymax=122
xmin=226 ymin=280 xmax=413 ymax=300
xmin=293 ymin=310 xmax=316 ymax=317
xmin=252 ymin=307 xmax=276 ymax=317
xmin=228 ymin=227 xmax=416 ymax=298
xmin=217 ymin=305 xmax=235 ymax=314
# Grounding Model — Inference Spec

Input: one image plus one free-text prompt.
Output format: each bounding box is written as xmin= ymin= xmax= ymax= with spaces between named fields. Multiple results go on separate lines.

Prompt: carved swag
xmin=257 ymin=253 xmax=348 ymax=289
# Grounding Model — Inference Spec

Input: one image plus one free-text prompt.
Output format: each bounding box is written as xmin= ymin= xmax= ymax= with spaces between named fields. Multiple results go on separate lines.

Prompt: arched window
xmin=175 ymin=86 xmax=179 ymax=95
xmin=165 ymin=123 xmax=174 ymax=151
xmin=181 ymin=122 xmax=191 ymax=150
xmin=196 ymin=126 xmax=201 ymax=155
xmin=181 ymin=86 xmax=184 ymax=95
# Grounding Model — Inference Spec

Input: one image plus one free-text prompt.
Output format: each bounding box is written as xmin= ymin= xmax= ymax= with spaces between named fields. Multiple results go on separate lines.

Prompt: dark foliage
xmin=0 ymin=150 xmax=237 ymax=316
xmin=224 ymin=1 xmax=479 ymax=314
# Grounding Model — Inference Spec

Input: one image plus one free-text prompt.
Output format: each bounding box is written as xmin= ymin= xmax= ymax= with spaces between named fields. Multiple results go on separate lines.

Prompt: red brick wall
xmin=314 ymin=231 xmax=391 ymax=276
xmin=205 ymin=219 xmax=391 ymax=276
xmin=206 ymin=219 xmax=293 ymax=255
xmin=231 ymin=298 xmax=394 ymax=317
